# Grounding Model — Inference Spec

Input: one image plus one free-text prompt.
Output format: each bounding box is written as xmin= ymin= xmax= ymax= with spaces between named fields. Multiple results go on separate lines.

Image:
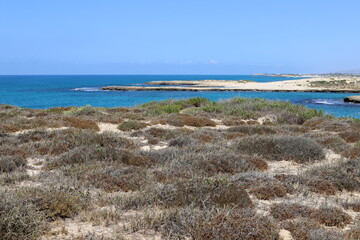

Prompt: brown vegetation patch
xmin=63 ymin=116 xmax=100 ymax=131
xmin=249 ymin=183 xmax=287 ymax=200
xmin=17 ymin=188 xmax=87 ymax=220
xmin=271 ymin=203 xmax=352 ymax=228
xmin=339 ymin=131 xmax=360 ymax=143
xmin=342 ymin=145 xmax=360 ymax=159
xmin=281 ymin=218 xmax=344 ymax=240
xmin=191 ymin=211 xmax=279 ymax=240
xmin=343 ymin=201 xmax=360 ymax=212
xmin=305 ymin=179 xmax=337 ymax=195
xmin=0 ymin=124 xmax=21 ymax=133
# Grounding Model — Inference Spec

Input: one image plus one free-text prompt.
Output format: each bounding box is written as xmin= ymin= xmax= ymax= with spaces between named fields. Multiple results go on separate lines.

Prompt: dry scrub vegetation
xmin=1 ymin=97 xmax=360 ymax=239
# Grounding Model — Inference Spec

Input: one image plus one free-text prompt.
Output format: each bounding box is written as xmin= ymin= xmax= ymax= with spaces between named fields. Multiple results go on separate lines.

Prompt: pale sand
xmin=279 ymin=229 xmax=294 ymax=240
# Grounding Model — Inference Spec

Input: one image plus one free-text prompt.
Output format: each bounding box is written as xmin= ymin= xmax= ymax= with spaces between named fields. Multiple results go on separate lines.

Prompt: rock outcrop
xmin=344 ymin=96 xmax=360 ymax=103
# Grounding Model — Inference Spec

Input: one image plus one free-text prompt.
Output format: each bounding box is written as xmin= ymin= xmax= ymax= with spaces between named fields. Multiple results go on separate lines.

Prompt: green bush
xmin=140 ymin=97 xmax=211 ymax=116
xmin=117 ymin=120 xmax=148 ymax=131
xmin=63 ymin=105 xmax=100 ymax=116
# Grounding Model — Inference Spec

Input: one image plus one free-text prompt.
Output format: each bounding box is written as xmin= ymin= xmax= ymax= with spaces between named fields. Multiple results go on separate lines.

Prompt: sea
xmin=1 ymin=75 xmax=360 ymax=118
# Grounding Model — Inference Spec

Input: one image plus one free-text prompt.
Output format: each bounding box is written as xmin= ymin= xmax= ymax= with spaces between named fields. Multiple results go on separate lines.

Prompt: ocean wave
xmin=306 ymin=99 xmax=349 ymax=105
xmin=71 ymin=87 xmax=101 ymax=92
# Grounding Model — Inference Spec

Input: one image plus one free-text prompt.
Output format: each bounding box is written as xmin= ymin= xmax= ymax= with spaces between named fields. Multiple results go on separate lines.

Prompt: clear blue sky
xmin=1 ymin=0 xmax=360 ymax=74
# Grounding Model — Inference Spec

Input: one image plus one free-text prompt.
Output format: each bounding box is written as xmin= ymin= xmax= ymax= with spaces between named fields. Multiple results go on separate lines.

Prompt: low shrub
xmin=249 ymin=183 xmax=288 ymax=200
xmin=271 ymin=203 xmax=352 ymax=227
xmin=343 ymin=200 xmax=360 ymax=212
xmin=204 ymin=97 xmax=323 ymax=124
xmin=141 ymin=97 xmax=211 ymax=116
xmin=227 ymin=124 xmax=277 ymax=135
xmin=168 ymin=136 xmax=197 ymax=148
xmin=63 ymin=105 xmax=100 ymax=116
xmin=63 ymin=116 xmax=100 ymax=131
xmin=0 ymin=124 xmax=20 ymax=133
xmin=314 ymin=207 xmax=352 ymax=228
xmin=117 ymin=120 xmax=148 ymax=131
xmin=346 ymin=224 xmax=360 ymax=240
xmin=0 ymin=142 xmax=28 ymax=158
xmin=281 ymin=218 xmax=344 ymax=240
xmin=17 ymin=130 xmax=54 ymax=143
xmin=87 ymin=166 xmax=147 ymax=192
xmin=222 ymin=117 xmax=247 ymax=126
xmin=0 ymin=156 xmax=27 ymax=173
xmin=303 ymin=117 xmax=329 ymax=129
xmin=342 ymin=145 xmax=360 ymax=159
xmin=304 ymin=131 xmax=351 ymax=154
xmin=0 ymin=190 xmax=45 ymax=240
xmin=18 ymin=188 xmax=86 ymax=220
xmin=339 ymin=130 xmax=360 ymax=143
xmin=46 ymin=147 xmax=154 ymax=169
xmin=45 ymin=106 xmax=75 ymax=114
xmin=191 ymin=211 xmax=279 ymax=240
xmin=234 ymin=135 xmax=325 ymax=163
xmin=152 ymin=146 xmax=268 ymax=178
xmin=306 ymin=158 xmax=360 ymax=191
xmin=305 ymin=179 xmax=336 ymax=195
xmin=270 ymin=203 xmax=318 ymax=221
xmin=34 ymin=129 xmax=134 ymax=156
xmin=118 ymin=179 xmax=253 ymax=209
xmin=165 ymin=114 xmax=216 ymax=127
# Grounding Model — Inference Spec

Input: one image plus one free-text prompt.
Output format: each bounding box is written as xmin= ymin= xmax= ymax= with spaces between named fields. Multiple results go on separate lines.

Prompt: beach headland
xmin=101 ymin=74 xmax=360 ymax=93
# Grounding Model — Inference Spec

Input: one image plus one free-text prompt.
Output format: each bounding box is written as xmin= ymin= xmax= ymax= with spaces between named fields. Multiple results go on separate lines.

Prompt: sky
xmin=0 ymin=0 xmax=360 ymax=75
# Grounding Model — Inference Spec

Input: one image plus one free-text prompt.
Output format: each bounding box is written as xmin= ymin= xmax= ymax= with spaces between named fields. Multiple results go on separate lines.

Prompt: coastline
xmin=102 ymin=75 xmax=360 ymax=93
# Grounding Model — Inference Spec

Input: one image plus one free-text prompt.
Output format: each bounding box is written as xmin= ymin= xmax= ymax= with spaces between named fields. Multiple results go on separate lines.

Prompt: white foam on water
xmin=71 ymin=87 xmax=101 ymax=92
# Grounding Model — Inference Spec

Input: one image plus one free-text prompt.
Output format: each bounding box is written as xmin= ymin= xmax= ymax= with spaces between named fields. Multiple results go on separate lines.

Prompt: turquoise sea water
xmin=1 ymin=75 xmax=360 ymax=118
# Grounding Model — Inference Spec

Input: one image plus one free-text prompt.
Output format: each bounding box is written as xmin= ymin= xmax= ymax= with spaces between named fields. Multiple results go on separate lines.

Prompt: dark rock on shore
xmin=344 ymin=96 xmax=360 ymax=103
